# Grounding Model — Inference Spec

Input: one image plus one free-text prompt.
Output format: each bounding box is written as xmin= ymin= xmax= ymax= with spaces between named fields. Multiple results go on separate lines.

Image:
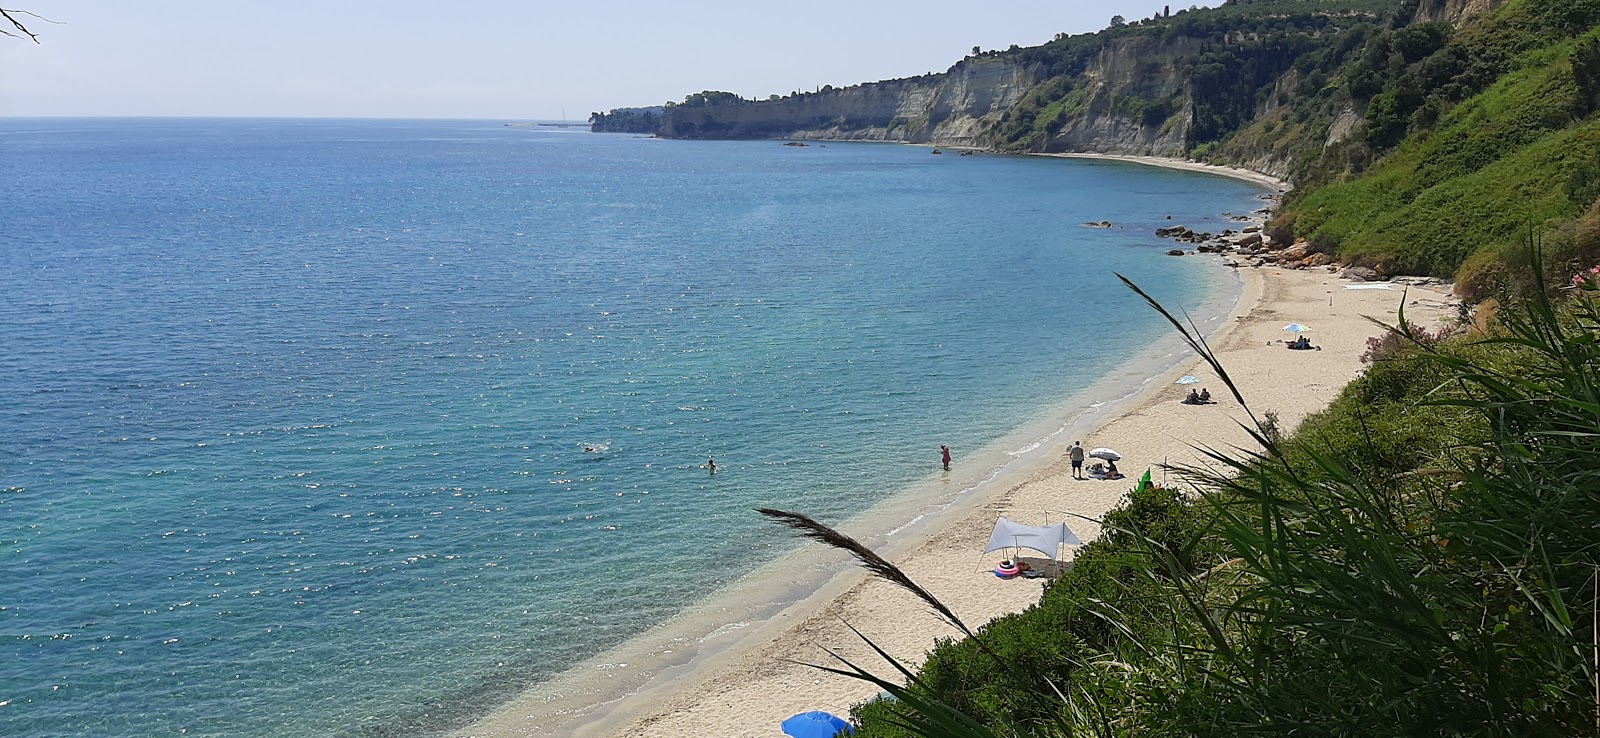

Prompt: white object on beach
xmin=984 ymin=517 xmax=1082 ymax=561
xmin=1089 ymin=447 xmax=1121 ymax=461
xmin=1283 ymin=323 xmax=1311 ymax=333
xmin=1175 ymin=375 xmax=1201 ymax=385
xmin=1343 ymin=283 xmax=1394 ymax=290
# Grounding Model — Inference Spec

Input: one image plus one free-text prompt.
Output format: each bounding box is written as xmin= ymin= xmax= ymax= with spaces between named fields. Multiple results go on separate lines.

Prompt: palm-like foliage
xmin=764 ymin=264 xmax=1600 ymax=738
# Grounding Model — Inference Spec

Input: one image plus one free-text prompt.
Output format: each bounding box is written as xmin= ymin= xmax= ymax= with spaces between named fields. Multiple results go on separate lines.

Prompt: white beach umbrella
xmin=1089 ymin=448 xmax=1121 ymax=461
xmin=1175 ymin=375 xmax=1201 ymax=385
xmin=1283 ymin=323 xmax=1312 ymax=333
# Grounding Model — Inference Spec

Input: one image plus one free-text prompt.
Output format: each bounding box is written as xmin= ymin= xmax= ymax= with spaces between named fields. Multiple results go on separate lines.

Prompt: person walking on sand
xmin=1069 ymin=441 xmax=1086 ymax=480
xmin=940 ymin=444 xmax=952 ymax=471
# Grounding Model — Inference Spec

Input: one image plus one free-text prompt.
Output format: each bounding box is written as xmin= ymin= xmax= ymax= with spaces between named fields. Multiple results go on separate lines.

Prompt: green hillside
xmin=837 ymin=279 xmax=1600 ymax=737
xmin=1000 ymin=0 xmax=1600 ymax=284
xmin=1276 ymin=1 xmax=1600 ymax=281
xmin=723 ymin=2 xmax=1600 ymax=735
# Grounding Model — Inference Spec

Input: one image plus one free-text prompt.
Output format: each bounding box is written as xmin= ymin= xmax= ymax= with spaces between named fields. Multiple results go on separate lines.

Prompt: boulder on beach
xmin=1279 ymin=240 xmax=1311 ymax=262
xmin=1341 ymin=266 xmax=1381 ymax=282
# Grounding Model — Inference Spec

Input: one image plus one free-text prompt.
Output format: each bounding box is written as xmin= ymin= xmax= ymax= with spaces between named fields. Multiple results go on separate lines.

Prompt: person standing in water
xmin=940 ymin=444 xmax=952 ymax=471
xmin=707 ymin=456 xmax=717 ymax=475
xmin=1069 ymin=441 xmax=1086 ymax=480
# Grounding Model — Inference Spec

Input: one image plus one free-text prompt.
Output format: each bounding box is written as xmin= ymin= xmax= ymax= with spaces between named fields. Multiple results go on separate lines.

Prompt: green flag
xmin=1139 ymin=468 xmax=1152 ymax=492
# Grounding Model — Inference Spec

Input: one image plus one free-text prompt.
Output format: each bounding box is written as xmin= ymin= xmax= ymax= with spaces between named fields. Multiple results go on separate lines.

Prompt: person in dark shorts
xmin=1069 ymin=441 xmax=1086 ymax=479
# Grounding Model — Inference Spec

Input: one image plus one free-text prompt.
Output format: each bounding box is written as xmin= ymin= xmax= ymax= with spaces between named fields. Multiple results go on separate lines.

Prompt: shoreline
xmin=1037 ymin=151 xmax=1291 ymax=190
xmin=553 ymin=268 xmax=1452 ymax=738
xmin=457 ymin=154 xmax=1439 ymax=738
xmin=458 ymin=259 xmax=1252 ymax=738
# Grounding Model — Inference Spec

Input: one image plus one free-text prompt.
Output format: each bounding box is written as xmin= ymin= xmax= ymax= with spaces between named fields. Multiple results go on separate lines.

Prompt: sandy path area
xmin=461 ymin=258 xmax=1457 ymax=738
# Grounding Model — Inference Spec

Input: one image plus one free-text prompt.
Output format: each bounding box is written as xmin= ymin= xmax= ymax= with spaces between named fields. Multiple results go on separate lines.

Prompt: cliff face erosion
xmin=597 ymin=0 xmax=1600 ymax=284
xmin=655 ymin=35 xmax=1199 ymax=159
xmin=616 ymin=0 xmax=1480 ymax=178
xmin=660 ymin=59 xmax=1037 ymax=147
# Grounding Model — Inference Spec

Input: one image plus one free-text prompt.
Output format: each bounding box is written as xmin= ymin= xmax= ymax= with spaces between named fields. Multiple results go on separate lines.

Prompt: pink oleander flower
xmin=1572 ymin=265 xmax=1600 ymax=290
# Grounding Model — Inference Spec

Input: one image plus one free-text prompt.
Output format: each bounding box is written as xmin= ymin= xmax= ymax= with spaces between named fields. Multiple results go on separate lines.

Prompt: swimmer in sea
xmin=707 ymin=456 xmax=717 ymax=475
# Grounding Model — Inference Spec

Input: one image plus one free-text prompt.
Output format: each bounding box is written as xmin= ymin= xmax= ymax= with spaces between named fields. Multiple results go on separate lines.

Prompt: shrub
xmin=1358 ymin=320 xmax=1454 ymax=363
xmin=1264 ymin=211 xmax=1296 ymax=246
xmin=1454 ymin=246 xmax=1511 ymax=301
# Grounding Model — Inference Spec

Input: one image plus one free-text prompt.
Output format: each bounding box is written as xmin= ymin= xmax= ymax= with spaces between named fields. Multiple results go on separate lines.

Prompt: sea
xmin=0 ymin=118 xmax=1266 ymax=738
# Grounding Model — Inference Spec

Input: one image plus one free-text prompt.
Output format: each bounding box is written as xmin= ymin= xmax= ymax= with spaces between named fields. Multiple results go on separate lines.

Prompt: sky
xmin=0 ymin=1 xmax=1201 ymax=120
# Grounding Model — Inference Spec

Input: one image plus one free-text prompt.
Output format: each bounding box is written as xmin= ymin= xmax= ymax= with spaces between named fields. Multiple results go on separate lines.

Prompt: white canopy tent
xmin=983 ymin=517 xmax=1082 ymax=572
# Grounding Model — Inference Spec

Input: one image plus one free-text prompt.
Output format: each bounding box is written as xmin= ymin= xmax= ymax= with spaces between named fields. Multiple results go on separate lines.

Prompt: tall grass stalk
xmin=765 ymin=264 xmax=1600 ymax=737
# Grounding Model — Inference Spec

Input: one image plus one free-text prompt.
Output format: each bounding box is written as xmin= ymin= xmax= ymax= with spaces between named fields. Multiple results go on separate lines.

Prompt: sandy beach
xmin=1041 ymin=152 xmax=1292 ymax=190
xmin=460 ymin=158 xmax=1454 ymax=738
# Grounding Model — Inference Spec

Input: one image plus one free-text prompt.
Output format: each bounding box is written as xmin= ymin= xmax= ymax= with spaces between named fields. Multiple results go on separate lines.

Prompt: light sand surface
xmin=1042 ymin=152 xmax=1291 ymax=190
xmin=462 ymin=263 xmax=1457 ymax=738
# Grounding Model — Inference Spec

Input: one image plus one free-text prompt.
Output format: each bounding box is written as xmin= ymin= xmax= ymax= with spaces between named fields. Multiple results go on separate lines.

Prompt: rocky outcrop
xmin=1041 ymin=99 xmax=1189 ymax=156
xmin=600 ymin=3 xmax=1423 ymax=184
xmin=653 ymin=34 xmax=1198 ymax=157
xmin=1036 ymin=36 xmax=1198 ymax=157
xmin=1410 ymin=0 xmax=1507 ymax=25
xmin=660 ymin=59 xmax=1035 ymax=145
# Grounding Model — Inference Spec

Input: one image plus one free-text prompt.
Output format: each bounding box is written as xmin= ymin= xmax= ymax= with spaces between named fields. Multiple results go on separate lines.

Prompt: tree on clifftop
xmin=1110 ymin=14 xmax=1127 ymax=27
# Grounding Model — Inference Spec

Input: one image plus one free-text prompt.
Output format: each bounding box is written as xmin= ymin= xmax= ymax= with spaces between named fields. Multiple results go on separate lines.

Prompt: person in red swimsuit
xmin=940 ymin=444 xmax=952 ymax=471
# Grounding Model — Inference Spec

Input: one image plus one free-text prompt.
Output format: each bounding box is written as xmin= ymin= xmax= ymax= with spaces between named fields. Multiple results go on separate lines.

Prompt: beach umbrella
xmin=1283 ymin=323 xmax=1311 ymax=333
xmin=781 ymin=711 xmax=853 ymax=738
xmin=1088 ymin=447 xmax=1121 ymax=461
xmin=1175 ymin=375 xmax=1201 ymax=385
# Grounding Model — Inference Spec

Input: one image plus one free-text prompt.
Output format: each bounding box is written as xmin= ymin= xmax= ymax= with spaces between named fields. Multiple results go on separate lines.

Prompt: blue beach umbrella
xmin=1175 ymin=375 xmax=1202 ymax=385
xmin=781 ymin=710 xmax=854 ymax=738
xmin=1283 ymin=323 xmax=1311 ymax=333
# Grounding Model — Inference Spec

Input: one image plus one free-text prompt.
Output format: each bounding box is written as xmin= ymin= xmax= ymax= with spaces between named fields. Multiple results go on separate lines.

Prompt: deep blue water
xmin=0 ymin=118 xmax=1263 ymax=737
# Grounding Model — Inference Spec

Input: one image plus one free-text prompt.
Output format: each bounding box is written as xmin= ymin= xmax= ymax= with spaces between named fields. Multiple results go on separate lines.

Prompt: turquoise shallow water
xmin=0 ymin=119 xmax=1264 ymax=737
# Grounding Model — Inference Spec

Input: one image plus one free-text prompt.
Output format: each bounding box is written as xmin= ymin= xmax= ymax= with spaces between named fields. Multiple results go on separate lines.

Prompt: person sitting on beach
xmin=1105 ymin=459 xmax=1123 ymax=479
xmin=1288 ymin=335 xmax=1317 ymax=351
xmin=1184 ymin=389 xmax=1202 ymax=405
xmin=1199 ymin=388 xmax=1212 ymax=403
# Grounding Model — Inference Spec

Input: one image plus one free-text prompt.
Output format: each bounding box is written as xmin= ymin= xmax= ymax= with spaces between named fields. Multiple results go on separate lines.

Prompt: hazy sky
xmin=1 ymin=1 xmax=1198 ymax=120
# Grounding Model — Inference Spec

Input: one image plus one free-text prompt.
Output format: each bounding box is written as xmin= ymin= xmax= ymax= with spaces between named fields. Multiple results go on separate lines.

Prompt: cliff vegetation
xmin=829 ymin=264 xmax=1600 ymax=736
xmin=579 ymin=2 xmax=1600 ymax=734
xmin=593 ymin=0 xmax=1600 ymax=285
